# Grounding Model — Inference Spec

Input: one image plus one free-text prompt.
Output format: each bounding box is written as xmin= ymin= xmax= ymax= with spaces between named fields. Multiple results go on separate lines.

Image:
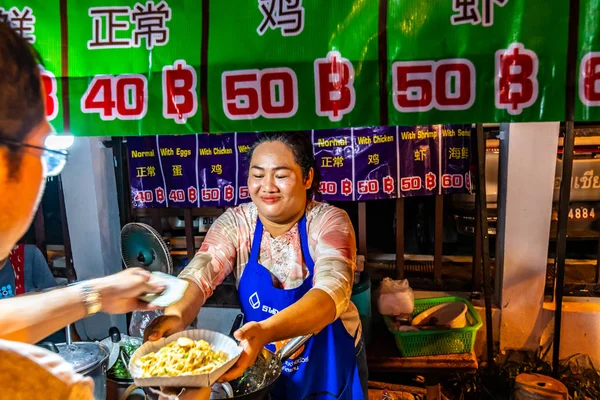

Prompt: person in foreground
xmin=146 ymin=131 xmax=368 ymax=399
xmin=0 ymin=21 xmax=211 ymax=400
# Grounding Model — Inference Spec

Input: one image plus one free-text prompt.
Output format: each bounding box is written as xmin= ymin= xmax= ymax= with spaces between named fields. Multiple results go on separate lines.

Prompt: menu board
xmin=128 ymin=126 xmax=472 ymax=208
xmin=2 ymin=0 xmax=576 ymax=138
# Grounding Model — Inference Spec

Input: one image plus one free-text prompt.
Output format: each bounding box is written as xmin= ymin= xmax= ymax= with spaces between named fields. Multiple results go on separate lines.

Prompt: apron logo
xmin=248 ymin=292 xmax=279 ymax=314
xmin=249 ymin=292 xmax=260 ymax=309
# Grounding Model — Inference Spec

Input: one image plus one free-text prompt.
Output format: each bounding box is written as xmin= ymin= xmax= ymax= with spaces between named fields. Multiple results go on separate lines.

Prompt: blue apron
xmin=237 ymin=215 xmax=364 ymax=400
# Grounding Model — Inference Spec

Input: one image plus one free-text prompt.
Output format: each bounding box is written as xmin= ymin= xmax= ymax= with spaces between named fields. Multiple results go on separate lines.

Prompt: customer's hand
xmin=159 ymin=387 xmax=211 ymax=400
xmin=89 ymin=268 xmax=166 ymax=315
xmin=144 ymin=314 xmax=188 ymax=342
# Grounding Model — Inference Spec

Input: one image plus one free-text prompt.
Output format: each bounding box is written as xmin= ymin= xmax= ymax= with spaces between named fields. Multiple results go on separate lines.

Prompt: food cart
xmin=3 ymin=0 xmax=599 ymax=398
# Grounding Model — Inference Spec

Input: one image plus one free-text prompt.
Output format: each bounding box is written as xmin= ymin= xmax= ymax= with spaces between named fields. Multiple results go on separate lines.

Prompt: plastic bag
xmin=128 ymin=310 xmax=198 ymax=339
xmin=377 ymin=278 xmax=414 ymax=316
xmin=128 ymin=310 xmax=164 ymax=338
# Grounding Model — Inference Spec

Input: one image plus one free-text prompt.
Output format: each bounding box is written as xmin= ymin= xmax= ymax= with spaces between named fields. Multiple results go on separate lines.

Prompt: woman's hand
xmin=143 ymin=315 xmax=188 ymax=342
xmin=218 ymin=321 xmax=269 ymax=382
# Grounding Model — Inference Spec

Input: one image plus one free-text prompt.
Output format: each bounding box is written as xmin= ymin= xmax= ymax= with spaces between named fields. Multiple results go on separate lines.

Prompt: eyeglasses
xmin=0 ymin=137 xmax=69 ymax=177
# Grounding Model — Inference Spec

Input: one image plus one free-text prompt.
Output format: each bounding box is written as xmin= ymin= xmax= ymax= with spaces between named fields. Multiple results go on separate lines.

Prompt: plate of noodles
xmin=129 ymin=329 xmax=243 ymax=387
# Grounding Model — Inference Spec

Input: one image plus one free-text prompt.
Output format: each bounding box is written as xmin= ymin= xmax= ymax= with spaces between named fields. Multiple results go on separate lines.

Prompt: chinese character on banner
xmin=87 ymin=2 xmax=171 ymax=50
xmin=449 ymin=147 xmax=462 ymax=160
xmin=0 ymin=7 xmax=36 ymax=43
xmin=461 ymin=147 xmax=469 ymax=159
xmin=211 ymin=164 xmax=223 ymax=175
xmin=414 ymin=149 xmax=427 ymax=161
xmin=172 ymin=165 xmax=183 ymax=176
xmin=368 ymin=154 xmax=380 ymax=166
xmin=136 ymin=166 xmax=147 ymax=178
xmin=321 ymin=157 xmax=333 ymax=168
xmin=451 ymin=0 xmax=508 ymax=27
xmin=147 ymin=166 xmax=156 ymax=177
xmin=131 ymin=1 xmax=171 ymax=50
xmin=257 ymin=0 xmax=304 ymax=37
xmin=333 ymin=156 xmax=344 ymax=168
xmin=88 ymin=7 xmax=132 ymax=49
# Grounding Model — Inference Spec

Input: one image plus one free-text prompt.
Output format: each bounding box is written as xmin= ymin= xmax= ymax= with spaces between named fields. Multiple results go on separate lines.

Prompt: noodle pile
xmin=139 ymin=337 xmax=229 ymax=377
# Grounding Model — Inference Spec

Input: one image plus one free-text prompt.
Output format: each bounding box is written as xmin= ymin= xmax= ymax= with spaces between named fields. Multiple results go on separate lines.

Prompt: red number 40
xmin=81 ymin=74 xmax=148 ymax=120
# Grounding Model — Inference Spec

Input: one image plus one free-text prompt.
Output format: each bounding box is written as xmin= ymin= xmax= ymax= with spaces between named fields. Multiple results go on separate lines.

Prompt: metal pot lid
xmin=55 ymin=342 xmax=109 ymax=373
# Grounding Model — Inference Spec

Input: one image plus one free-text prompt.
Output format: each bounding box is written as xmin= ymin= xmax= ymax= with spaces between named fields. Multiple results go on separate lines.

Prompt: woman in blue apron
xmin=146 ymin=132 xmax=368 ymax=399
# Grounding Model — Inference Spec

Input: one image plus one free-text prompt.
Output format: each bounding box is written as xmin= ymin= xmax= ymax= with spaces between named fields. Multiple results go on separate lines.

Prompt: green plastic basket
xmin=383 ymin=296 xmax=483 ymax=357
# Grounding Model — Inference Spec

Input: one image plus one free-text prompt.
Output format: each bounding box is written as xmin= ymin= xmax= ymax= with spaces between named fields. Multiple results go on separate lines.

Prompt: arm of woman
xmin=220 ymin=207 xmax=356 ymax=381
xmin=265 ymin=207 xmax=356 ymax=339
xmin=144 ymin=210 xmax=239 ymax=341
xmin=0 ymin=268 xmax=165 ymax=343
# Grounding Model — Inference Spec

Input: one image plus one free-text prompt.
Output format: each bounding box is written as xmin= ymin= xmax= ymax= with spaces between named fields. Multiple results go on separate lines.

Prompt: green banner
xmin=575 ymin=0 xmax=600 ymax=121
xmin=0 ymin=0 xmax=575 ymax=136
xmin=387 ymin=0 xmax=569 ymax=125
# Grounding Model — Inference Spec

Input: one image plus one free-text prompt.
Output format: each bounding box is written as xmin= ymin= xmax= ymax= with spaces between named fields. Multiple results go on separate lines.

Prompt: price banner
xmin=209 ymin=1 xmax=379 ymax=133
xmin=440 ymin=125 xmax=472 ymax=195
xmin=575 ymin=0 xmax=600 ymax=121
xmin=235 ymin=132 xmax=259 ymax=205
xmin=197 ymin=134 xmax=237 ymax=207
xmin=157 ymin=135 xmax=198 ymax=207
xmin=129 ymin=127 xmax=472 ymax=208
xmin=387 ymin=0 xmax=568 ymax=125
xmin=312 ymin=129 xmax=354 ymax=201
xmin=128 ymin=136 xmax=166 ymax=208
xmin=398 ymin=126 xmax=440 ymax=197
xmin=353 ymin=127 xmax=398 ymax=201
xmin=1 ymin=0 xmax=580 ymax=137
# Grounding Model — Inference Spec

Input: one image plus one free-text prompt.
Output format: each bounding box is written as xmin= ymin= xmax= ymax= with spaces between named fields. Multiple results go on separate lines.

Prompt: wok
xmin=218 ymin=314 xmax=312 ymax=399
xmin=221 ymin=335 xmax=312 ymax=399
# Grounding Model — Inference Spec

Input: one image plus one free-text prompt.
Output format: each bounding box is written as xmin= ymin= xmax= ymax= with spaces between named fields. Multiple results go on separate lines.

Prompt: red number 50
xmin=392 ymin=59 xmax=475 ymax=112
xmin=222 ymin=68 xmax=298 ymax=120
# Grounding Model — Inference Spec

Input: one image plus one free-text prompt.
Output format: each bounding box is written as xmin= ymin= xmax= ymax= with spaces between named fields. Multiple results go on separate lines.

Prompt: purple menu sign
xmin=398 ymin=126 xmax=440 ymax=197
xmin=312 ymin=129 xmax=354 ymax=201
xmin=197 ymin=133 xmax=237 ymax=207
xmin=156 ymin=135 xmax=198 ymax=207
xmin=440 ymin=124 xmax=472 ymax=195
xmin=128 ymin=137 xmax=165 ymax=208
xmin=353 ymin=127 xmax=398 ymax=201
xmin=235 ymin=132 xmax=259 ymax=205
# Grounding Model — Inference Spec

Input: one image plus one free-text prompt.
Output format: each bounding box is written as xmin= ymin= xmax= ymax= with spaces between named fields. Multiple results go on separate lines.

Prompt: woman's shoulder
xmin=306 ymin=201 xmax=351 ymax=225
xmin=217 ymin=202 xmax=258 ymax=231
xmin=230 ymin=202 xmax=258 ymax=221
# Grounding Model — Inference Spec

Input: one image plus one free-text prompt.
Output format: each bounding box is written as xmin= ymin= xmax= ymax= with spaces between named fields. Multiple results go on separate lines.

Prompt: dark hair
xmin=0 ymin=21 xmax=45 ymax=174
xmin=248 ymin=131 xmax=321 ymax=199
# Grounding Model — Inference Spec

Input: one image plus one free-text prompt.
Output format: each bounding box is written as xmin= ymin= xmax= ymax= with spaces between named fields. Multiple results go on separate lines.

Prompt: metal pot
xmin=100 ymin=327 xmax=145 ymax=400
xmin=41 ymin=341 xmax=110 ymax=400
